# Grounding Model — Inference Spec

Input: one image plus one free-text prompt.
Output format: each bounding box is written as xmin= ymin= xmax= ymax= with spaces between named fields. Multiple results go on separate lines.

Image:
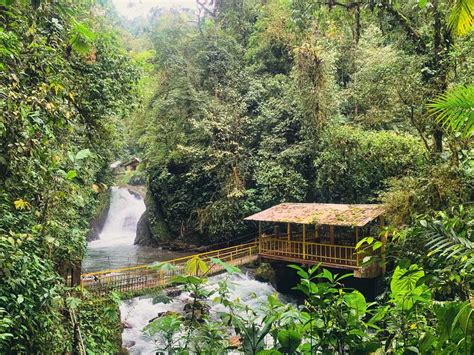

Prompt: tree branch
xmin=379 ymin=1 xmax=427 ymax=54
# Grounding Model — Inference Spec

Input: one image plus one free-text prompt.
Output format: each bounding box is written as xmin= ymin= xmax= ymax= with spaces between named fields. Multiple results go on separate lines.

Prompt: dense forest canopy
xmin=1 ymin=0 xmax=473 ymax=353
xmin=1 ymin=0 xmax=138 ymax=352
xmin=127 ymin=0 xmax=473 ymax=245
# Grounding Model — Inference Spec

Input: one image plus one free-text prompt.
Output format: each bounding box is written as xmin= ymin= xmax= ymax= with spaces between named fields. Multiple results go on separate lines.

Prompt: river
xmin=83 ymin=186 xmax=282 ymax=354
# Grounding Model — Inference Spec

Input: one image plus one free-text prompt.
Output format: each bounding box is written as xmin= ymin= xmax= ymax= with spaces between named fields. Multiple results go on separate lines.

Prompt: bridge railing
xmin=81 ymin=241 xmax=258 ymax=295
xmin=259 ymin=237 xmax=359 ymax=267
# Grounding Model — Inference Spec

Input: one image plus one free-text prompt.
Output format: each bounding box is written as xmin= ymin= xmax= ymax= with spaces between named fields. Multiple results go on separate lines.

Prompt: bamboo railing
xmin=81 ymin=241 xmax=258 ymax=295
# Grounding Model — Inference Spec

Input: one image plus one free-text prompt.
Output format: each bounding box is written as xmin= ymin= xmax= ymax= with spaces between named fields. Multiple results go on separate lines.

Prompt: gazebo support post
xmin=355 ymin=227 xmax=359 ymax=266
xmin=329 ymin=226 xmax=335 ymax=244
xmin=287 ymin=223 xmax=291 ymax=241
xmin=303 ymin=224 xmax=306 ymax=260
xmin=258 ymin=222 xmax=262 ymax=253
xmin=380 ymin=216 xmax=386 ymax=274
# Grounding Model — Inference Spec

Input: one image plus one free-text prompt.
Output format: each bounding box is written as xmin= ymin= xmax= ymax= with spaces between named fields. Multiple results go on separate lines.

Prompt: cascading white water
xmin=89 ymin=187 xmax=146 ymax=247
xmin=83 ymin=186 xmax=188 ymax=273
xmin=120 ymin=273 xmax=282 ymax=355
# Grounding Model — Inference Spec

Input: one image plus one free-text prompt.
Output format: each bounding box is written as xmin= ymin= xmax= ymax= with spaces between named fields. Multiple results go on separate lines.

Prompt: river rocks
xmin=87 ymin=191 xmax=110 ymax=241
xmin=134 ymin=211 xmax=158 ymax=246
xmin=255 ymin=263 xmax=275 ymax=283
xmin=123 ymin=340 xmax=135 ymax=348
xmin=166 ymin=288 xmax=183 ymax=298
xmin=122 ymin=321 xmax=132 ymax=329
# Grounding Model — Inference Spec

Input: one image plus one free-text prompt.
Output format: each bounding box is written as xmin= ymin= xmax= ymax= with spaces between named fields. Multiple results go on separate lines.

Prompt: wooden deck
xmin=259 ymin=236 xmax=382 ymax=277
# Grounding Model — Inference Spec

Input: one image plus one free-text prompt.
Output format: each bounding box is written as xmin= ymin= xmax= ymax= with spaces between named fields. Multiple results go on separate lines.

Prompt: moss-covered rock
xmin=255 ymin=263 xmax=275 ymax=283
xmin=87 ymin=190 xmax=111 ymax=242
xmin=134 ymin=190 xmax=173 ymax=246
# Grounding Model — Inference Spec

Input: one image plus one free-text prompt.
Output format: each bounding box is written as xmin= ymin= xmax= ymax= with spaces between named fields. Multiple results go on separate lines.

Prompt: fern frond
xmin=449 ymin=0 xmax=474 ymax=36
xmin=429 ymin=84 xmax=474 ymax=138
xmin=423 ymin=220 xmax=474 ymax=272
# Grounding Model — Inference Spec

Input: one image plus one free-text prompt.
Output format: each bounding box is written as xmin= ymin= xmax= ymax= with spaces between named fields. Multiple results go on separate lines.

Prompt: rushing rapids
xmin=120 ymin=272 xmax=282 ymax=354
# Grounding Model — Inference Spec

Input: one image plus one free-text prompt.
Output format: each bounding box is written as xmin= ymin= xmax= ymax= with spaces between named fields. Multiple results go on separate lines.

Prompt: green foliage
xmin=388 ymin=207 xmax=473 ymax=300
xmin=0 ymin=0 xmax=138 ymax=351
xmin=290 ymin=264 xmax=378 ymax=353
xmin=77 ymin=291 xmax=123 ymax=354
xmin=0 ymin=233 xmax=69 ymax=353
xmin=315 ymin=125 xmax=424 ymax=203
xmin=429 ymin=84 xmax=474 ymax=138
xmin=448 ymin=0 xmax=474 ymax=36
xmin=136 ymin=252 xmax=474 ymax=354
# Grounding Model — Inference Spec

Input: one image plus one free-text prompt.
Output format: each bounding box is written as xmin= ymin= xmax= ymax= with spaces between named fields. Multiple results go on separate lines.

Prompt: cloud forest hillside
xmin=1 ymin=0 xmax=473 ymax=353
xmin=128 ymin=0 xmax=473 ymax=246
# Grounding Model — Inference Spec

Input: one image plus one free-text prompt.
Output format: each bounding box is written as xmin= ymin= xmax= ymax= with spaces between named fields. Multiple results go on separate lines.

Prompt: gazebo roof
xmin=244 ymin=203 xmax=385 ymax=227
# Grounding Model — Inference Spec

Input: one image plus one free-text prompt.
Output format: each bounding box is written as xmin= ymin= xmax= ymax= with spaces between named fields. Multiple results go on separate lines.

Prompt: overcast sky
xmin=112 ymin=0 xmax=196 ymax=19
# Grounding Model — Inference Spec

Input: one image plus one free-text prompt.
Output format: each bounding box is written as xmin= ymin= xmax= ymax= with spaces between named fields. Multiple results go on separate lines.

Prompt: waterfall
xmin=89 ymin=187 xmax=146 ymax=247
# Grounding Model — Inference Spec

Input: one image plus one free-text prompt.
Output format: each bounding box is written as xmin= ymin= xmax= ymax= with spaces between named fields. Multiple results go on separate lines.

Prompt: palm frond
xmin=449 ymin=0 xmax=474 ymax=36
xmin=423 ymin=220 xmax=474 ymax=272
xmin=429 ymin=84 xmax=474 ymax=138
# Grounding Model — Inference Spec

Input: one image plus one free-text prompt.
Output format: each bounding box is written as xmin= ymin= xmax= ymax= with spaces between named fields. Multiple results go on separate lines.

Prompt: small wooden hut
xmin=245 ymin=203 xmax=386 ymax=278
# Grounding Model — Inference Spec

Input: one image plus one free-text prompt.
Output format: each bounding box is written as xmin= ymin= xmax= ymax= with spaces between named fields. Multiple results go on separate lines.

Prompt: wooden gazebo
xmin=245 ymin=203 xmax=386 ymax=278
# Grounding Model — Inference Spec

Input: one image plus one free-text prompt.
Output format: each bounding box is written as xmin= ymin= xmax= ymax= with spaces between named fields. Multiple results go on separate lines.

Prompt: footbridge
xmin=81 ymin=203 xmax=386 ymax=295
xmin=81 ymin=241 xmax=259 ymax=295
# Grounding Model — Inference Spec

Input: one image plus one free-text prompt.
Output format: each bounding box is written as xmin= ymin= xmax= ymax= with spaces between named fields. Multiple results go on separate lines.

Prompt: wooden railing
xmin=259 ymin=237 xmax=359 ymax=267
xmin=81 ymin=241 xmax=258 ymax=295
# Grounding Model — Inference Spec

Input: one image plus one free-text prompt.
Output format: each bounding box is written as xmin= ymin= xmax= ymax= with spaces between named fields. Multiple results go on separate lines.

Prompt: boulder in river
xmin=255 ymin=263 xmax=275 ymax=283
xmin=87 ymin=191 xmax=111 ymax=241
xmin=134 ymin=211 xmax=158 ymax=247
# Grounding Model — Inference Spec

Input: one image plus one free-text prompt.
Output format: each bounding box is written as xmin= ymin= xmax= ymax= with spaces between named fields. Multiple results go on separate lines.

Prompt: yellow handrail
xmin=81 ymin=241 xmax=259 ymax=295
xmin=82 ymin=241 xmax=257 ymax=277
xmin=259 ymin=237 xmax=358 ymax=266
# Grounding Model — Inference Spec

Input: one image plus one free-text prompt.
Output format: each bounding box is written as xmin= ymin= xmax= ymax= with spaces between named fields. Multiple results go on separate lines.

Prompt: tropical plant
xmin=289 ymin=264 xmax=380 ymax=354
xmin=429 ymin=84 xmax=474 ymax=138
xmin=448 ymin=0 xmax=474 ymax=36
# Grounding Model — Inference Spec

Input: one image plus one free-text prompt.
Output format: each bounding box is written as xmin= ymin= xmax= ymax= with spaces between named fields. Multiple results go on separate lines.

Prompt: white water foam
xmin=89 ymin=187 xmax=146 ymax=248
xmin=120 ymin=273 xmax=281 ymax=354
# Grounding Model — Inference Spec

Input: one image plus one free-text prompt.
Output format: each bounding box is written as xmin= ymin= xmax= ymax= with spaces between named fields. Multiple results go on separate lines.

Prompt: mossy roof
xmin=244 ymin=203 xmax=385 ymax=227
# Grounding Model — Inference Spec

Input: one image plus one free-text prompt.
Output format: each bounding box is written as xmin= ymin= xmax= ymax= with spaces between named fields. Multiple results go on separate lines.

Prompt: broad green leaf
xmin=149 ymin=261 xmax=176 ymax=272
xmin=75 ymin=149 xmax=92 ymax=160
xmin=209 ymin=257 xmax=240 ymax=274
xmin=277 ymin=329 xmax=302 ymax=354
xmin=418 ymin=0 xmax=427 ymax=8
xmin=66 ymin=170 xmax=77 ymax=180
xmin=185 ymin=255 xmax=209 ymax=275
xmin=344 ymin=290 xmax=367 ymax=317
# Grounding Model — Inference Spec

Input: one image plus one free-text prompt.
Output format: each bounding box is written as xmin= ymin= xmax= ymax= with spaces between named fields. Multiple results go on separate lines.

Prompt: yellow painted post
xmin=355 ymin=227 xmax=359 ymax=266
xmin=380 ymin=215 xmax=386 ymax=274
xmin=303 ymin=224 xmax=306 ymax=260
